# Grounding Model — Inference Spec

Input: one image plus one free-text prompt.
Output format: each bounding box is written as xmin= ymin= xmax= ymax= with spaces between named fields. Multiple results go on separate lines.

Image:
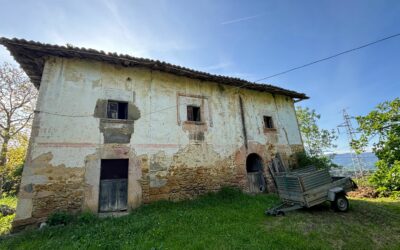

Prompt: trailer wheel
xmin=332 ymin=194 xmax=349 ymax=212
xmin=276 ymin=211 xmax=285 ymax=216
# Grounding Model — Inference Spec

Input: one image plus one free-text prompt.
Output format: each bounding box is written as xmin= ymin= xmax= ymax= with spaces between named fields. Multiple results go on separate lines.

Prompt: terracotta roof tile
xmin=0 ymin=37 xmax=308 ymax=100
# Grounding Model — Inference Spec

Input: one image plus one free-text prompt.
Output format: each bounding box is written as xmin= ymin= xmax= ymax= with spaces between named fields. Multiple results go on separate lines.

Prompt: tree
xmin=296 ymin=106 xmax=338 ymax=156
xmin=0 ymin=133 xmax=28 ymax=195
xmin=295 ymin=106 xmax=339 ymax=169
xmin=351 ymin=98 xmax=400 ymax=195
xmin=0 ymin=63 xmax=37 ymax=166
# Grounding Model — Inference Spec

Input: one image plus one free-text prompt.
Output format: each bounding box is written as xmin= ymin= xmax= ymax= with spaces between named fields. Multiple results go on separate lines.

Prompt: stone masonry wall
xmin=13 ymin=152 xmax=86 ymax=231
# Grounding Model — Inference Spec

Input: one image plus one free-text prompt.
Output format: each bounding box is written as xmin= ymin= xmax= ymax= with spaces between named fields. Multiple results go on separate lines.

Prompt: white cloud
xmin=221 ymin=14 xmax=263 ymax=25
xmin=0 ymin=0 xmax=197 ymax=64
xmin=199 ymin=61 xmax=233 ymax=71
xmin=98 ymin=0 xmax=196 ymax=59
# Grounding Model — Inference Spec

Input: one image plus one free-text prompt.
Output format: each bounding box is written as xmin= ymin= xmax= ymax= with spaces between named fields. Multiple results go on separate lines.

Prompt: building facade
xmin=0 ymin=38 xmax=308 ymax=230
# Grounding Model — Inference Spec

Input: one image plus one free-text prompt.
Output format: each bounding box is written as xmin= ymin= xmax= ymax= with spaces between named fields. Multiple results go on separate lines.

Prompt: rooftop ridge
xmin=0 ymin=37 xmax=308 ymax=100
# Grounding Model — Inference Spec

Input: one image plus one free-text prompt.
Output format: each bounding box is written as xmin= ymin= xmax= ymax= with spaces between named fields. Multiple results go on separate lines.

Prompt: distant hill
xmin=331 ymin=152 xmax=378 ymax=170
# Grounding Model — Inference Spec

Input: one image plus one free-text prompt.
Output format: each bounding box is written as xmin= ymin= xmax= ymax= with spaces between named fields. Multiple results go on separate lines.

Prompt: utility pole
xmin=338 ymin=109 xmax=365 ymax=177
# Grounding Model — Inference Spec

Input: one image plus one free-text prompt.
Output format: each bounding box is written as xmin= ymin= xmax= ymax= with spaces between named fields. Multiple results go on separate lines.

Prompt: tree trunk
xmin=0 ymin=133 xmax=10 ymax=166
xmin=0 ymin=130 xmax=10 ymax=196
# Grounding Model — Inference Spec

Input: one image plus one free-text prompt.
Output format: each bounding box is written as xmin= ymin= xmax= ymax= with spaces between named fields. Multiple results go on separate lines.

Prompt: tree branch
xmin=10 ymin=113 xmax=34 ymax=137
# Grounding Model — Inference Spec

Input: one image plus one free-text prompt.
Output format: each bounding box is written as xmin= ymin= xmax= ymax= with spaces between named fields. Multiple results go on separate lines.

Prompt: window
xmin=187 ymin=106 xmax=201 ymax=122
xmin=107 ymin=101 xmax=128 ymax=120
xmin=263 ymin=116 xmax=274 ymax=129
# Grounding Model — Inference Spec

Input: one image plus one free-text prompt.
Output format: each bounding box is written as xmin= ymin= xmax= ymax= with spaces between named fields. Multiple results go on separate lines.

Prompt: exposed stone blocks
xmin=31 ymin=177 xmax=85 ymax=218
xmin=12 ymin=152 xmax=85 ymax=232
xmin=139 ymin=143 xmax=302 ymax=203
xmin=142 ymin=163 xmax=245 ymax=203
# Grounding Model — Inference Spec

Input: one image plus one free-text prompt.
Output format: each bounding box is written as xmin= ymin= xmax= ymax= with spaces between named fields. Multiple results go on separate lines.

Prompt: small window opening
xmin=100 ymin=159 xmax=129 ymax=180
xmin=187 ymin=106 xmax=201 ymax=122
xmin=107 ymin=101 xmax=128 ymax=120
xmin=264 ymin=116 xmax=274 ymax=129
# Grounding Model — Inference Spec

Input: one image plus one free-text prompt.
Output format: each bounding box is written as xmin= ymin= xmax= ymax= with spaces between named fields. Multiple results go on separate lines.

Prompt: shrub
xmin=217 ymin=187 xmax=242 ymax=199
xmin=76 ymin=211 xmax=97 ymax=224
xmin=47 ymin=211 xmax=74 ymax=226
xmin=0 ymin=196 xmax=17 ymax=235
xmin=295 ymin=151 xmax=340 ymax=169
xmin=369 ymin=160 xmax=400 ymax=197
xmin=1 ymin=163 xmax=24 ymax=196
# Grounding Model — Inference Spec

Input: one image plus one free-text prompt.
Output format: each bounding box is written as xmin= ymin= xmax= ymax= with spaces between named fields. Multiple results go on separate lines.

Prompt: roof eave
xmin=0 ymin=37 xmax=309 ymax=100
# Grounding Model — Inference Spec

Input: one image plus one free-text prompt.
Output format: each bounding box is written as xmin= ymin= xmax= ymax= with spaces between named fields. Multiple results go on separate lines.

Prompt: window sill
xmin=184 ymin=121 xmax=206 ymax=125
xmin=264 ymin=128 xmax=277 ymax=133
xmin=100 ymin=118 xmax=134 ymax=124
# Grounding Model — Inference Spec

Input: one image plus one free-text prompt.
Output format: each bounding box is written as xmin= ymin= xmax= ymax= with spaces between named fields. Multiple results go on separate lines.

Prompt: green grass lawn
xmin=0 ymin=189 xmax=399 ymax=250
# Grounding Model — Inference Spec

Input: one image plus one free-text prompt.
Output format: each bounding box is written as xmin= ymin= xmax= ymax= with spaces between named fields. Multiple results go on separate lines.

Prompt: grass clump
xmin=75 ymin=211 xmax=97 ymax=224
xmin=47 ymin=210 xmax=98 ymax=226
xmin=47 ymin=211 xmax=75 ymax=226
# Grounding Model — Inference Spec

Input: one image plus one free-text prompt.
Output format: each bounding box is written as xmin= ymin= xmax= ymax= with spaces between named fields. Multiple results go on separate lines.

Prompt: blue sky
xmin=1 ymin=0 xmax=399 ymax=153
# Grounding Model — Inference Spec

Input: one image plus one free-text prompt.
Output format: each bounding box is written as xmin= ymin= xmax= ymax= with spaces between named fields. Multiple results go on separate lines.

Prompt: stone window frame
xmin=107 ymin=100 xmax=129 ymax=120
xmin=176 ymin=93 xmax=213 ymax=127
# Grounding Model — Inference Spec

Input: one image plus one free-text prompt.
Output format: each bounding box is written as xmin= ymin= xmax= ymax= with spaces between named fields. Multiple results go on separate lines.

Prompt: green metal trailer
xmin=266 ymin=166 xmax=358 ymax=216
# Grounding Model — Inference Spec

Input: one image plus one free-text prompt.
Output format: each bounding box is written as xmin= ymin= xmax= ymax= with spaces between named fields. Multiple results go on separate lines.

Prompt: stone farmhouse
xmin=0 ymin=38 xmax=308 ymax=230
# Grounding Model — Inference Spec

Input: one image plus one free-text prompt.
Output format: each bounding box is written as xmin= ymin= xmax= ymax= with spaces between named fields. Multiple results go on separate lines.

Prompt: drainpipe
xmin=239 ymin=95 xmax=248 ymax=150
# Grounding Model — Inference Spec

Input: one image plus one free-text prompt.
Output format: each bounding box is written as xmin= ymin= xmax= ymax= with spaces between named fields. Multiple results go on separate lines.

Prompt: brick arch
xmin=245 ymin=148 xmax=276 ymax=193
xmin=234 ymin=143 xmax=277 ymax=193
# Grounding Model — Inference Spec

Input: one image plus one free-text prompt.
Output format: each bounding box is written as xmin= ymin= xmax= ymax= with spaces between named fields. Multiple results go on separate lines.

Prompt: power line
xmin=120 ymin=31 xmax=400 ymax=118
xmin=213 ymin=32 xmax=400 ymax=96
xmin=34 ymin=110 xmax=92 ymax=117
xmin=253 ymin=32 xmax=400 ymax=82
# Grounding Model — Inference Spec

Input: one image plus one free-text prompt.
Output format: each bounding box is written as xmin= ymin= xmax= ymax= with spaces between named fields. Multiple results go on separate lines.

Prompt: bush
xmin=47 ymin=210 xmax=97 ymax=226
xmin=369 ymin=160 xmax=400 ymax=197
xmin=47 ymin=211 xmax=75 ymax=226
xmin=0 ymin=196 xmax=17 ymax=235
xmin=0 ymin=213 xmax=15 ymax=235
xmin=76 ymin=211 xmax=97 ymax=224
xmin=1 ymin=163 xmax=24 ymax=196
xmin=295 ymin=151 xmax=340 ymax=169
xmin=216 ymin=187 xmax=242 ymax=199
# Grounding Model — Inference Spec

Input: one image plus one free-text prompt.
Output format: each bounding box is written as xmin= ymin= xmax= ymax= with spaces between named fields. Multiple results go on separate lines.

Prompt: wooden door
xmin=99 ymin=159 xmax=129 ymax=212
xmin=247 ymin=171 xmax=266 ymax=193
xmin=99 ymin=179 xmax=127 ymax=212
xmin=246 ymin=154 xmax=266 ymax=193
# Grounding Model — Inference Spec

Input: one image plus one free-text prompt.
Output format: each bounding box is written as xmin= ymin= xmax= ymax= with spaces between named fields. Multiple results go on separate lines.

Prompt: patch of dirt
xmin=348 ymin=186 xmax=378 ymax=198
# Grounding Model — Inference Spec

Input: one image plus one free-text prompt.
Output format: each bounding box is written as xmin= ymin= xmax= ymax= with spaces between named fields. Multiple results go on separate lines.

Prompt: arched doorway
xmin=246 ymin=153 xmax=266 ymax=193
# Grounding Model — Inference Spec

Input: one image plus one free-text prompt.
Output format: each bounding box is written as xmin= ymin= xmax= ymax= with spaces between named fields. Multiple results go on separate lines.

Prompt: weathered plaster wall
xmin=13 ymin=57 xmax=303 ymax=231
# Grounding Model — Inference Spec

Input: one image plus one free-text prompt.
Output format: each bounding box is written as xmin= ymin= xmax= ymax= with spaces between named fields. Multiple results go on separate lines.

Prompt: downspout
xmin=239 ymin=95 xmax=248 ymax=150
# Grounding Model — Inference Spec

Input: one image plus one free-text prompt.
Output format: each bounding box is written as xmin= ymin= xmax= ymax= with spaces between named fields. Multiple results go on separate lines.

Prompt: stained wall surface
xmin=13 ymin=57 xmax=303 ymax=230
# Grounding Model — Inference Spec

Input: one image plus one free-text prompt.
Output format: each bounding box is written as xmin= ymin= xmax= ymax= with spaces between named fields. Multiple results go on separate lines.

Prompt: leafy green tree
xmin=0 ymin=133 xmax=28 ymax=195
xmin=351 ymin=98 xmax=400 ymax=195
xmin=296 ymin=106 xmax=338 ymax=156
xmin=295 ymin=106 xmax=339 ymax=169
